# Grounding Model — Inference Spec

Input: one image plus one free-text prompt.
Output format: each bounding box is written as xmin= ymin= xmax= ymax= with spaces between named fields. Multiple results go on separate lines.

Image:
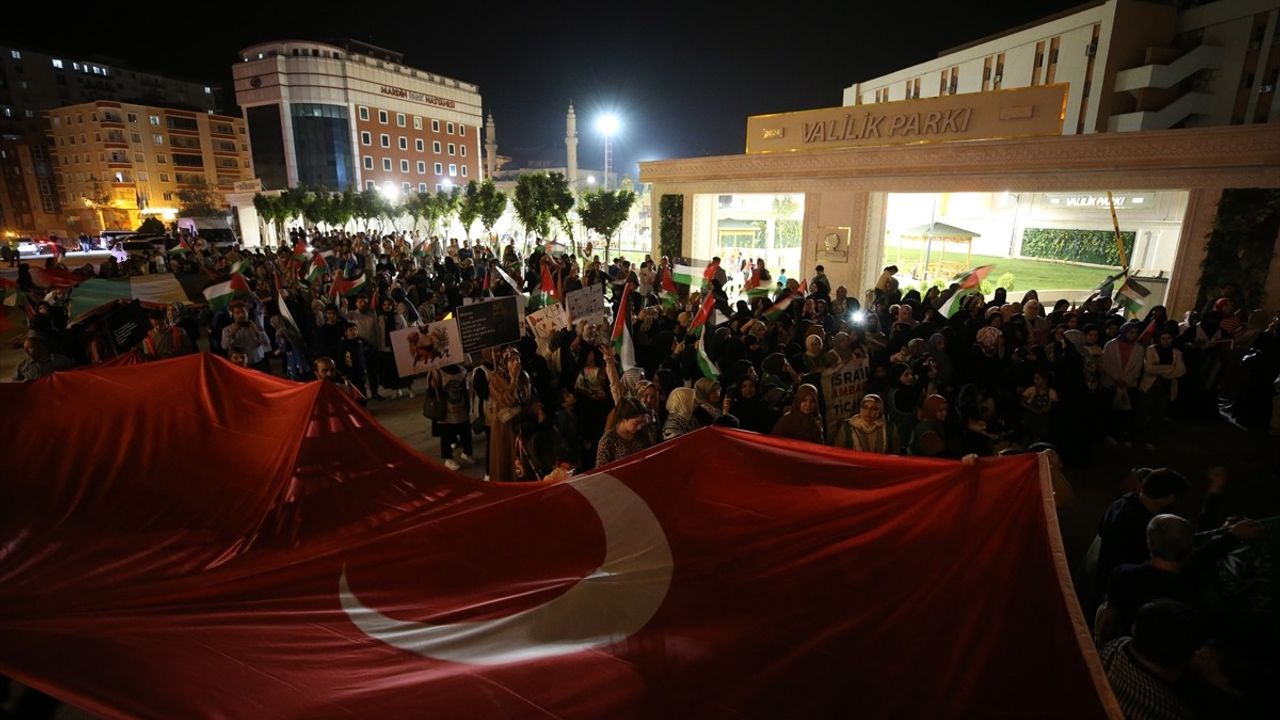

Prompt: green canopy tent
xmin=898 ymin=222 xmax=981 ymax=280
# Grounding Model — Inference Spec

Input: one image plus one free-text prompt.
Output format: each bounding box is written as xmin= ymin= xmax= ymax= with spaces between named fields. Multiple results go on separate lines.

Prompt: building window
xmin=359 ymin=106 xmax=369 ymax=121
xmin=447 ymin=122 xmax=455 ymax=134
xmin=433 ymin=140 xmax=441 ymax=153
xmin=448 ymin=163 xmax=457 ymax=176
xmin=51 ymin=59 xmax=63 ymax=69
xmin=361 ymin=131 xmax=371 ymax=145
xmin=366 ymin=180 xmax=376 ymax=190
xmin=149 ymin=115 xmax=160 ymax=126
xmin=9 ymin=50 xmax=19 ymax=59
xmin=396 ymin=113 xmax=406 ymax=127
xmin=400 ymin=159 xmax=409 ymax=172
xmin=399 ymin=136 xmax=407 ymax=150
xmin=436 ymin=184 xmax=444 ymax=192
xmin=413 ymin=116 xmax=422 ymax=130
xmin=138 ymin=171 xmax=148 ymax=181
xmin=434 ymin=162 xmax=443 ymax=174
xmin=415 ymin=138 xmax=424 ymax=152
xmin=378 ymin=110 xmax=388 ymax=124
xmin=431 ymin=119 xmax=440 ymax=132
xmin=419 ymin=182 xmax=428 ymax=192
xmin=417 ymin=160 xmax=426 ymax=174
xmin=24 ymin=109 xmax=33 ymax=118
xmin=380 ymin=133 xmax=390 ymax=148
xmin=135 ymin=152 xmax=144 ymax=162
xmin=383 ymin=157 xmax=392 ymax=171
xmin=153 ymin=134 xmax=164 ymax=145
xmin=163 ymin=192 xmax=173 ymax=201
xmin=444 ymin=143 xmax=453 ymax=155
xmin=131 ymin=133 xmax=141 ymax=143
xmin=461 ymin=165 xmax=468 ymax=177
xmin=363 ymin=155 xmax=373 ymax=169
xmin=160 ymin=173 xmax=169 ymax=182
xmin=401 ymin=182 xmax=411 ymax=193
xmin=458 ymin=125 xmax=466 ymax=137
xmin=127 ymin=113 xmax=137 ymax=124
xmin=204 ymin=86 xmax=212 ymax=94
xmin=156 ymin=154 xmax=166 ymax=164
xmin=460 ymin=145 xmax=467 ymax=157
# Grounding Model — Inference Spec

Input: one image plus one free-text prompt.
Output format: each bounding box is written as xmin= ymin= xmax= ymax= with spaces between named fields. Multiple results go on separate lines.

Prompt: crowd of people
xmin=6 ymin=226 xmax=1279 ymax=718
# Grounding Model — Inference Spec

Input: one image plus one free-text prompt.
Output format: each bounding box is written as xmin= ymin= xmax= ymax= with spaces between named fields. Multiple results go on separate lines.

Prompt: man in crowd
xmin=220 ymin=301 xmax=271 ymax=373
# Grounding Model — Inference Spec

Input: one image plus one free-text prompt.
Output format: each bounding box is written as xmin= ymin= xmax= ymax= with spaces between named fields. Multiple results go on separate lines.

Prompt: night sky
xmin=14 ymin=0 xmax=1080 ymax=177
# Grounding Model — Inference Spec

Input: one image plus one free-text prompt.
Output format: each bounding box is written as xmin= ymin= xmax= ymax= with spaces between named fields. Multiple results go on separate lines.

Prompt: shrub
xmin=997 ymin=272 xmax=1016 ymax=291
xmin=1021 ymin=228 xmax=1133 ymax=266
xmin=979 ymin=279 xmax=995 ymax=295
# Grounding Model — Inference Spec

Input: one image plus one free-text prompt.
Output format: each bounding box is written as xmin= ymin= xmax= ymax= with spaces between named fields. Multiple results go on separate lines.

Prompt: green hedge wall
xmin=1021 ymin=228 xmax=1134 ymax=266
xmin=659 ymin=194 xmax=683 ymax=260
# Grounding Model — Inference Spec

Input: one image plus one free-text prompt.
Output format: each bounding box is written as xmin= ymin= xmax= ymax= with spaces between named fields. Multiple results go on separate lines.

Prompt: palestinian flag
xmin=229 ymin=258 xmax=251 ymax=276
xmin=938 ymin=288 xmax=979 ymax=318
xmin=274 ymin=273 xmax=302 ymax=339
xmin=659 ymin=266 xmax=679 ymax=309
xmin=688 ymin=292 xmax=716 ymax=337
xmin=202 ymin=273 xmax=252 ymax=312
xmin=763 ymin=280 xmax=807 ymax=321
xmin=672 ymin=261 xmax=712 ymax=288
xmin=169 ymin=238 xmax=195 ymax=256
xmin=950 ymin=264 xmax=994 ymax=290
xmin=743 ymin=267 xmax=771 ymax=300
xmin=30 ymin=266 xmax=87 ymax=289
xmin=306 ymin=254 xmax=328 ymax=284
xmin=611 ymin=283 xmax=637 ymax=372
xmin=1115 ymin=276 xmax=1150 ymax=315
xmin=695 ymin=326 xmax=720 ymax=380
xmin=493 ymin=264 xmax=523 ymax=294
xmin=539 ymin=261 xmax=560 ymax=304
xmin=331 ymin=273 xmax=368 ymax=299
xmin=292 ymin=241 xmax=309 ymax=263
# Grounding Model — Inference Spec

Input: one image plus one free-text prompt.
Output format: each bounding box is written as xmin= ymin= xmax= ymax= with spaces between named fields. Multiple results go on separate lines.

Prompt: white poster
xmin=391 ymin=319 xmax=464 ymax=378
xmin=821 ymin=354 xmax=871 ymax=442
xmin=525 ymin=303 xmax=571 ymax=345
xmin=566 ymin=284 xmax=606 ymax=323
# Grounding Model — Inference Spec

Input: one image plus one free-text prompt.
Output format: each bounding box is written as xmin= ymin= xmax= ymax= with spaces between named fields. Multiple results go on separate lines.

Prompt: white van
xmin=177 ymin=217 xmax=238 ymax=247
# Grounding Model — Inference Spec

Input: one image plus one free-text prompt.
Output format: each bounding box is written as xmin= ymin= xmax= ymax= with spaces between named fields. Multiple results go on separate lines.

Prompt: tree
xmin=476 ymin=179 xmax=508 ymax=238
xmin=545 ymin=172 xmax=576 ymax=240
xmin=277 ymin=186 xmax=310 ymax=229
xmin=659 ymin=194 xmax=683 ymax=260
xmin=435 ymin=186 xmax=462 ymax=237
xmin=253 ymin=192 xmax=285 ymax=246
xmin=176 ymin=179 xmax=222 ymax=218
xmin=302 ymin=188 xmax=329 ymax=228
xmin=577 ymin=188 xmax=637 ymax=261
xmin=137 ymin=217 xmax=166 ymax=235
xmin=458 ymin=181 xmax=483 ymax=239
xmin=514 ymin=173 xmax=552 ymax=243
xmin=354 ymin=188 xmax=383 ymax=233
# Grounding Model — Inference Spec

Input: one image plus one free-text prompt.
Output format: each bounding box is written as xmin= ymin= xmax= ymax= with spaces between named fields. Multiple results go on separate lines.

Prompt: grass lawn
xmin=885 ymin=245 xmax=1119 ymax=292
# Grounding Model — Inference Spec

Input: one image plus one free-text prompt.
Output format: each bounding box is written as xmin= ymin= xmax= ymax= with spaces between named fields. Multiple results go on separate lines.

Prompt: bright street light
xmin=596 ymin=114 xmax=620 ymax=136
xmin=586 ymin=176 xmax=596 ymax=185
xmin=379 ymin=183 xmax=399 ymax=202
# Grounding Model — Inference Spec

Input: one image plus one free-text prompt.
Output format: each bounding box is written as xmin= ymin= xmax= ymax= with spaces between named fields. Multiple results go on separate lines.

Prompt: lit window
xmin=114 ymin=171 xmax=124 ymax=182
xmin=204 ymin=86 xmax=212 ymax=94
xmin=431 ymin=119 xmax=440 ymax=132
xmin=434 ymin=162 xmax=442 ymax=174
xmin=415 ymin=139 xmax=424 ymax=152
xmin=9 ymin=50 xmax=19 ymax=59
xmin=378 ymin=110 xmax=388 ymax=124
xmin=380 ymin=134 xmax=389 ymax=148
xmin=399 ymin=136 xmax=407 ymax=150
xmin=448 ymin=143 xmax=455 ymax=155
xmin=51 ymin=59 xmax=63 ymax=69
xmin=417 ymin=161 xmax=426 ymax=174
xmin=72 ymin=62 xmax=80 ymax=71
xmin=363 ymin=156 xmax=373 ymax=169
xmin=447 ymin=122 xmax=455 ymax=134
xmin=448 ymin=164 xmax=456 ymax=177
xmin=153 ymin=134 xmax=163 ymax=145
xmin=359 ymin=106 xmax=369 ymax=121
xmin=361 ymin=131 xmax=371 ymax=146
xmin=396 ymin=113 xmax=405 ymax=127
xmin=432 ymin=141 xmax=441 ymax=153
xmin=383 ymin=158 xmax=392 ymax=171
xmin=149 ymin=115 xmax=160 ymax=126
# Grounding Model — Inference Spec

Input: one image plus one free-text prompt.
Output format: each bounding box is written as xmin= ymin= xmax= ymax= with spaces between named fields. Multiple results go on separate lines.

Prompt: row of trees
xmin=252 ymin=172 xmax=638 ymax=256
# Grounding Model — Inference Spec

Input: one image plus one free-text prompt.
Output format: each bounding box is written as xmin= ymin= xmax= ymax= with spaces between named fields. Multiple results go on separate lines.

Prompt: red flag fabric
xmin=0 ymin=354 xmax=1118 ymax=719
xmin=540 ymin=259 xmax=560 ymax=302
xmin=29 ymin=266 xmax=88 ymax=289
xmin=689 ymin=292 xmax=716 ymax=333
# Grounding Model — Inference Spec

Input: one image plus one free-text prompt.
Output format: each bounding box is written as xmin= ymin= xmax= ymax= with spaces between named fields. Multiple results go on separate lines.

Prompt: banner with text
xmin=456 ymin=296 xmax=522 ymax=355
xmin=821 ymin=355 xmax=871 ymax=442
xmin=565 ymin=284 xmax=606 ymax=323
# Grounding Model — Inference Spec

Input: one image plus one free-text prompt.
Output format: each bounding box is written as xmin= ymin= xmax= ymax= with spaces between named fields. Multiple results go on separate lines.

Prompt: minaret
xmin=566 ymin=102 xmax=579 ymax=189
xmin=484 ymin=113 xmax=497 ymax=179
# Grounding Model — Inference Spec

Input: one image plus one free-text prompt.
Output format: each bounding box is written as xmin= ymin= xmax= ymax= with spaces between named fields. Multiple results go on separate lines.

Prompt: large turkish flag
xmin=0 ymin=354 xmax=1118 ymax=718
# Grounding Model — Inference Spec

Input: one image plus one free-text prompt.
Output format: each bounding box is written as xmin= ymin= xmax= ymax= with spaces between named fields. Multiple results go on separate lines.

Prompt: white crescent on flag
xmin=340 ymin=473 xmax=673 ymax=665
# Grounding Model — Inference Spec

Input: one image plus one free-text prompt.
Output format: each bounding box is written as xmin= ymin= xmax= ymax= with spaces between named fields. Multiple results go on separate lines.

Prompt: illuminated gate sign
xmin=379 ymin=85 xmax=456 ymax=109
xmin=746 ymin=85 xmax=1067 ymax=154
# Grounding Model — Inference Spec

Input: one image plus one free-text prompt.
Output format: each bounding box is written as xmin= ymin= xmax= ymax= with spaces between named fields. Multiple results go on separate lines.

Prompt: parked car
xmin=177 ymin=217 xmax=237 ymax=247
xmin=109 ymin=234 xmax=169 ymax=260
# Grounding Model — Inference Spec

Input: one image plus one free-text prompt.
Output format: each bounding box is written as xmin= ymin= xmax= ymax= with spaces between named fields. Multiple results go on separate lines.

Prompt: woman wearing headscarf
xmin=693 ymin=377 xmax=725 ymax=426
xmin=771 ymin=383 xmax=824 ymax=444
xmin=970 ymin=325 xmax=1005 ymax=390
xmin=729 ymin=375 xmax=776 ymax=434
xmin=663 ymin=387 xmax=700 ymax=441
xmin=909 ymin=394 xmax=950 ymax=457
xmin=835 ymin=394 xmax=898 ymax=454
xmin=884 ymin=362 xmax=923 ymax=450
xmin=1134 ymin=325 xmax=1185 ymax=448
xmin=1100 ymin=320 xmax=1145 ymax=445
xmin=487 ymin=347 xmax=535 ymax=482
xmin=376 ymin=296 xmax=412 ymax=398
xmin=800 ymin=333 xmax=827 ymax=373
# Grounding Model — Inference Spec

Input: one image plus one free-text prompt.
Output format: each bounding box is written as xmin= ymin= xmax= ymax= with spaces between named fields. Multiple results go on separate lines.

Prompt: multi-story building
xmin=232 ymin=39 xmax=482 ymax=195
xmin=0 ymin=44 xmax=223 ymax=234
xmin=46 ymin=100 xmax=252 ymax=231
xmin=843 ymin=0 xmax=1280 ymax=133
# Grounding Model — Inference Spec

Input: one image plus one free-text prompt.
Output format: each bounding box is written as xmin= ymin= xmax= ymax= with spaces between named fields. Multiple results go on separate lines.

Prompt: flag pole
xmin=1105 ymin=191 xmax=1128 ymax=271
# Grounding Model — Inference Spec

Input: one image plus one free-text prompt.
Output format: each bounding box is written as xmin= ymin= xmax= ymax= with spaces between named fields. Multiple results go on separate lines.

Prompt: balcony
xmin=1113 ymin=44 xmax=1224 ymax=93
xmin=1107 ymin=92 xmax=1214 ymax=131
